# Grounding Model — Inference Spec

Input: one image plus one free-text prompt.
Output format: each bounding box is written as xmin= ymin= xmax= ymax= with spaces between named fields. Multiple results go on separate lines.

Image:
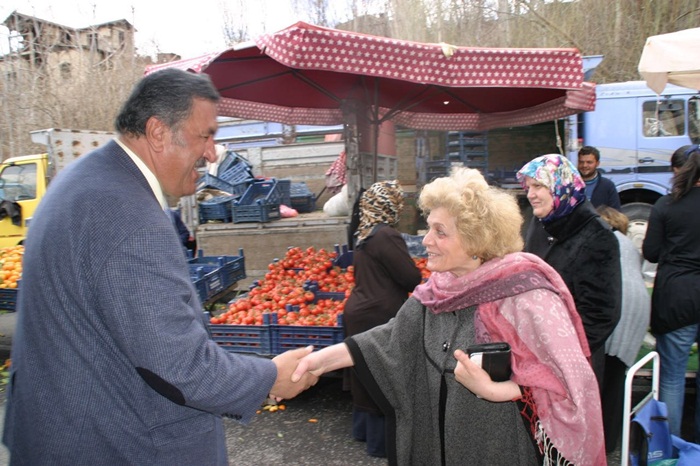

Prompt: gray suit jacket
xmin=3 ymin=141 xmax=276 ymax=465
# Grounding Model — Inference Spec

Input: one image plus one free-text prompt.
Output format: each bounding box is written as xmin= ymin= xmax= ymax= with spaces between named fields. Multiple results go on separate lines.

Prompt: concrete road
xmin=0 ymin=375 xmax=386 ymax=466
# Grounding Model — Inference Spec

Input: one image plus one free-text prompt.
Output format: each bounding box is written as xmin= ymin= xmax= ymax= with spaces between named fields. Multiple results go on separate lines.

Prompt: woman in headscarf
xmin=517 ymin=154 xmax=621 ymax=390
xmin=343 ymin=179 xmax=422 ymax=458
xmin=292 ymin=168 xmax=605 ymax=465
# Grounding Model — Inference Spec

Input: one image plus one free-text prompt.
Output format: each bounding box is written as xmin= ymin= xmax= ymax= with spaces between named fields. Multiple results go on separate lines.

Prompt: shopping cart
xmin=621 ymin=350 xmax=669 ymax=466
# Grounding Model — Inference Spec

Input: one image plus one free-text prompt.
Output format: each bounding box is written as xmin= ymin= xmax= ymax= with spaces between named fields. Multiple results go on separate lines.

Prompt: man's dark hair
xmin=578 ymin=145 xmax=600 ymax=162
xmin=115 ymin=68 xmax=220 ymax=137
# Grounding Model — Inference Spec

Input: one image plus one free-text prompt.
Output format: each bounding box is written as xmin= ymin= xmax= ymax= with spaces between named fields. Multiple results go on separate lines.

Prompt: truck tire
xmin=621 ymin=202 xmax=658 ymax=283
xmin=621 ymin=202 xmax=652 ymax=250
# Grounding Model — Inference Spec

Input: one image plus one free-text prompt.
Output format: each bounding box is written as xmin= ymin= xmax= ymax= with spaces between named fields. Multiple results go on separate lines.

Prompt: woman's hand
xmin=453 ymin=349 xmax=521 ymax=402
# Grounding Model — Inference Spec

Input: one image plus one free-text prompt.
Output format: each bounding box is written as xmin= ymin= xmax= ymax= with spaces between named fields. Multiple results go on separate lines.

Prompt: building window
xmin=60 ymin=62 xmax=72 ymax=79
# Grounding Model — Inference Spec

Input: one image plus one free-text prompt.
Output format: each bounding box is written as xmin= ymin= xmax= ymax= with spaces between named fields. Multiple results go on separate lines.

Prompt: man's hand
xmin=270 ymin=346 xmax=319 ymax=400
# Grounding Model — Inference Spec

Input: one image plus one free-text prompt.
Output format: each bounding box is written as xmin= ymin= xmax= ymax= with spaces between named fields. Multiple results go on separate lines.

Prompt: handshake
xmin=268 ymin=343 xmax=349 ymax=400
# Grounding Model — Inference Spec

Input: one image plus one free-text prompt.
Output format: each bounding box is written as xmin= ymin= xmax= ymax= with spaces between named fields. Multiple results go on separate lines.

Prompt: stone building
xmin=1 ymin=11 xmax=135 ymax=80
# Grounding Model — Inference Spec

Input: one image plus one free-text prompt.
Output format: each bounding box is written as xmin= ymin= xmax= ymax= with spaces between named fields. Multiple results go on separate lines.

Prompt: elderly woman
xmin=292 ymin=167 xmax=605 ymax=465
xmin=517 ymin=154 xmax=621 ymax=390
xmin=344 ymin=180 xmax=422 ymax=458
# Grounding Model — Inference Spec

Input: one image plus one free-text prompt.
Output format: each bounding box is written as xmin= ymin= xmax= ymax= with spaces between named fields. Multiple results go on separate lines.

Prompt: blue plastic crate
xmin=332 ymin=244 xmax=353 ymax=269
xmin=291 ymin=194 xmax=316 ymax=213
xmin=268 ymin=312 xmax=344 ymax=355
xmin=231 ymin=203 xmax=280 ymax=223
xmin=277 ymin=179 xmax=291 ymax=206
xmin=237 ymin=178 xmax=285 ymax=206
xmin=217 ymin=151 xmax=252 ymax=175
xmin=198 ymin=195 xmax=236 ymax=223
xmin=189 ymin=264 xmax=224 ymax=303
xmin=189 ymin=249 xmax=246 ymax=289
xmin=208 ymin=319 xmax=272 ymax=355
xmin=231 ymin=179 xmax=284 ymax=223
xmin=401 ymin=233 xmax=427 ymax=258
xmin=303 ymin=281 xmax=347 ymax=302
xmin=290 ymin=182 xmax=313 ymax=197
xmin=197 ymin=174 xmax=237 ymax=193
xmin=219 ymin=162 xmax=254 ymax=186
xmin=0 ymin=287 xmax=18 ymax=312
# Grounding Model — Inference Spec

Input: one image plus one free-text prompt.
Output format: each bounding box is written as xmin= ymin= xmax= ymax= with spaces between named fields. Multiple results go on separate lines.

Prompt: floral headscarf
xmin=356 ymin=180 xmax=404 ymax=244
xmin=516 ymin=153 xmax=586 ymax=223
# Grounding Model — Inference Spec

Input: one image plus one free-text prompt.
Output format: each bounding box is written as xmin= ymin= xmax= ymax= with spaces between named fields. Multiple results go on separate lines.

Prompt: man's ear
xmin=145 ymin=116 xmax=167 ymax=153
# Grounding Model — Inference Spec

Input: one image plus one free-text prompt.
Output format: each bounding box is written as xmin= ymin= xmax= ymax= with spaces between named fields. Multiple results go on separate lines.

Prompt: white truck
xmin=566 ymin=81 xmax=700 ymax=247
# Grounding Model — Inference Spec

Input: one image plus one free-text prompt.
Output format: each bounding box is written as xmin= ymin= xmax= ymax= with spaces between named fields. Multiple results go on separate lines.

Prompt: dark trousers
xmin=352 ymin=407 xmax=386 ymax=458
xmin=602 ymin=354 xmax=627 ymax=453
xmin=590 ymin=345 xmax=606 ymax=393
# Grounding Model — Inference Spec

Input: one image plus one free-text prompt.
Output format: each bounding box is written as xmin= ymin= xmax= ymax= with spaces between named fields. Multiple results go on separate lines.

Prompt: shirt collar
xmin=115 ymin=138 xmax=169 ymax=211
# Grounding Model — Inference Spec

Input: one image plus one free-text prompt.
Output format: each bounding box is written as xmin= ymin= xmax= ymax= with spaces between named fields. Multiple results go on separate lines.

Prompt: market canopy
xmin=145 ymin=21 xmax=595 ymax=132
xmin=638 ymin=27 xmax=700 ymax=94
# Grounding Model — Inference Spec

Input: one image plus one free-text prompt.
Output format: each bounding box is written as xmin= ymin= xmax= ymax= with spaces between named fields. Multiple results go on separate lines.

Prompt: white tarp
xmin=639 ymin=27 xmax=700 ymax=94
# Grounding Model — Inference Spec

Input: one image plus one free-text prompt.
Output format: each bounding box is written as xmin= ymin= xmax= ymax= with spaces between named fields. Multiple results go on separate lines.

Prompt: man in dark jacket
xmin=577 ymin=146 xmax=622 ymax=210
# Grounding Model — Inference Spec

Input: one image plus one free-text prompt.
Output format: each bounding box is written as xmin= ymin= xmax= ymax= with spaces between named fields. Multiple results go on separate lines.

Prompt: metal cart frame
xmin=621 ymin=351 xmax=661 ymax=466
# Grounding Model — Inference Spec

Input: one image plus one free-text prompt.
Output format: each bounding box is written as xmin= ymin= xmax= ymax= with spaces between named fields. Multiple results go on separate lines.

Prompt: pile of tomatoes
xmin=0 ymin=245 xmax=23 ymax=289
xmin=210 ymin=246 xmax=431 ymax=328
xmin=210 ymin=247 xmax=349 ymax=327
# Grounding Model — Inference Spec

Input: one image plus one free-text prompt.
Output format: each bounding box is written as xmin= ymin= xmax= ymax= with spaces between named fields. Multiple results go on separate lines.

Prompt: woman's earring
xmin=472 ymin=255 xmax=478 ymax=260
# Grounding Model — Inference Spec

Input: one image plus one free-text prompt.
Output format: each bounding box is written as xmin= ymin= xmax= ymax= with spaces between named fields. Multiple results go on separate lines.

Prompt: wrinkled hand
xmin=270 ymin=346 xmax=319 ymax=400
xmin=453 ymin=349 xmax=494 ymax=398
xmin=291 ymin=350 xmax=325 ymax=383
xmin=453 ymin=350 xmax=521 ymax=402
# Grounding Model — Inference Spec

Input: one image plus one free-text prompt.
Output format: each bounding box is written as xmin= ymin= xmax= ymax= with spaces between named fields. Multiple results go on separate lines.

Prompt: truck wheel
xmin=621 ymin=202 xmax=652 ymax=250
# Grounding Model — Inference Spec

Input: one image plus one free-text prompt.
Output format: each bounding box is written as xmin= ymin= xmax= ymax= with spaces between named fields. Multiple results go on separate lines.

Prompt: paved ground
xmin=0 ymin=372 xmax=387 ymax=466
xmin=0 ymin=333 xmax=695 ymax=465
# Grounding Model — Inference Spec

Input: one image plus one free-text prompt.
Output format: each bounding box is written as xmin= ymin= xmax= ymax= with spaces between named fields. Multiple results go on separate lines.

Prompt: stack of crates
xmin=188 ymin=248 xmax=246 ymax=290
xmin=231 ymin=178 xmax=289 ymax=223
xmin=198 ymin=151 xmax=255 ymax=223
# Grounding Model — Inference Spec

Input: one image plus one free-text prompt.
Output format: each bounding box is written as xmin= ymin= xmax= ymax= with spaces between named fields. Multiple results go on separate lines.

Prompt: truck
xmin=566 ymin=81 xmax=700 ymax=247
xmin=0 ymin=128 xmax=115 ymax=248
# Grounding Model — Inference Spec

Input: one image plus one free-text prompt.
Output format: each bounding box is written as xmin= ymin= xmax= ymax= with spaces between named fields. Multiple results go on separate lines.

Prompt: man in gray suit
xmin=2 ymin=69 xmax=318 ymax=465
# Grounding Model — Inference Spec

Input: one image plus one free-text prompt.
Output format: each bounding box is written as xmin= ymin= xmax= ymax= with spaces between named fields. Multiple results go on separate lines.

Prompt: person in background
xmin=577 ymin=146 xmax=622 ymax=210
xmin=343 ymin=180 xmax=422 ymax=458
xmin=518 ymin=154 xmax=621 ymax=391
xmin=292 ymin=167 xmax=605 ymax=465
xmin=642 ymin=144 xmax=700 ymax=442
xmin=597 ymin=205 xmax=651 ymax=454
xmin=2 ymin=69 xmax=318 ymax=465
xmin=671 ymin=144 xmax=696 ymax=174
xmin=170 ymin=208 xmax=197 ymax=255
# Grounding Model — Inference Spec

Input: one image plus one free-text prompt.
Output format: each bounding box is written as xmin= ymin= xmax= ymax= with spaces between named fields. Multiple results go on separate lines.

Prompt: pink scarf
xmin=412 ymin=252 xmax=605 ymax=466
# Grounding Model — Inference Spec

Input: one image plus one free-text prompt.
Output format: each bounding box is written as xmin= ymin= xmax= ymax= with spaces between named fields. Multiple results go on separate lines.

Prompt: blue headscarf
xmin=516 ymin=154 xmax=586 ymax=223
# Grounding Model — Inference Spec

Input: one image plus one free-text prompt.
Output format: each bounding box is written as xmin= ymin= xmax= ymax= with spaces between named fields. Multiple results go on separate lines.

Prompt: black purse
xmin=466 ymin=342 xmax=512 ymax=382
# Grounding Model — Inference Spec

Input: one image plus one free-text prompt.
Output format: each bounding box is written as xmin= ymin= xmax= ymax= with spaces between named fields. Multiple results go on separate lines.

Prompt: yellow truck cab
xmin=0 ymin=153 xmax=48 ymax=248
xmin=0 ymin=128 xmax=114 ymax=247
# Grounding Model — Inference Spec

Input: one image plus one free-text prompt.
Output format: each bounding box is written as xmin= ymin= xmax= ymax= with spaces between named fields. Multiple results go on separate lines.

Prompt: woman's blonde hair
xmin=418 ymin=167 xmax=524 ymax=261
xmin=596 ymin=205 xmax=629 ymax=235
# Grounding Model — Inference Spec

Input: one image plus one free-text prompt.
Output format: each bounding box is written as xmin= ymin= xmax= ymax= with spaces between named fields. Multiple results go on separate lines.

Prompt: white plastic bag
xmin=323 ymin=184 xmax=352 ymax=217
